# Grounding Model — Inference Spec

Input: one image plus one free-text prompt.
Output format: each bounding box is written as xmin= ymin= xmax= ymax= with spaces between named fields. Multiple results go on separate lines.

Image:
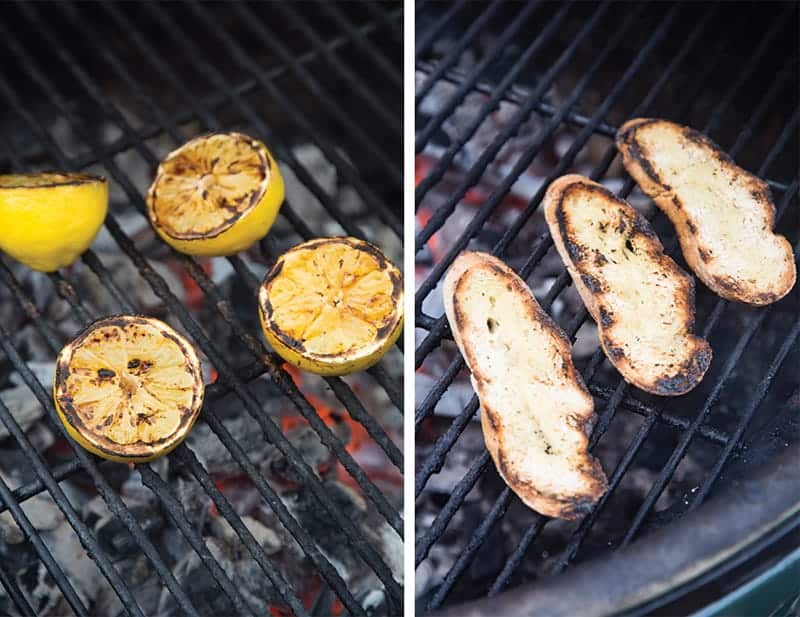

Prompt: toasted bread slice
xmin=616 ymin=118 xmax=795 ymax=305
xmin=544 ymin=175 xmax=712 ymax=396
xmin=443 ymin=251 xmax=607 ymax=519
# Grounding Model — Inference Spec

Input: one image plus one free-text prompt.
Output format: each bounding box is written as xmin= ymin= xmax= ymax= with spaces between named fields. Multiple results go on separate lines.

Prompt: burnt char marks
xmin=556 ymin=181 xmax=620 ymax=263
xmin=605 ymin=344 xmax=625 ymax=361
xmin=598 ymin=306 xmax=615 ymax=328
xmin=96 ymin=368 xmax=116 ymax=380
xmin=698 ymin=247 xmax=713 ymax=263
xmin=593 ymin=250 xmax=608 ymax=266
xmin=555 ymin=203 xmax=586 ymax=263
xmin=682 ymin=125 xmax=735 ymax=168
xmin=496 ymin=451 xmax=600 ymax=520
xmin=483 ymin=406 xmax=499 ymax=432
xmin=706 ymin=273 xmax=783 ymax=305
xmin=629 ymin=215 xmax=658 ymax=241
xmin=556 ymin=497 xmax=596 ymax=519
xmin=581 ymin=273 xmax=604 ymax=294
xmin=272 ymin=329 xmax=307 ymax=353
xmin=3 ymin=172 xmax=105 ymax=188
xmin=711 ymin=275 xmax=743 ymax=298
xmin=653 ymin=343 xmax=712 ymax=395
xmin=686 ymin=220 xmax=698 ymax=235
xmin=617 ymin=122 xmax=664 ymax=187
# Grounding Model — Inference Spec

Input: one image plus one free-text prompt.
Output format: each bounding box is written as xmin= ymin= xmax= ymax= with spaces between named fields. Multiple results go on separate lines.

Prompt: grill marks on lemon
xmin=54 ymin=316 xmax=204 ymax=462
xmin=146 ymin=132 xmax=284 ymax=256
xmin=259 ymin=238 xmax=403 ymax=376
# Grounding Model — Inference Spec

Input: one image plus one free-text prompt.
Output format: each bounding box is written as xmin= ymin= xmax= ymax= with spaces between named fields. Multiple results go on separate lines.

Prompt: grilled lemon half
xmin=258 ymin=237 xmax=403 ymax=376
xmin=54 ymin=315 xmax=204 ymax=463
xmin=146 ymin=132 xmax=284 ymax=256
xmin=0 ymin=173 xmax=108 ymax=272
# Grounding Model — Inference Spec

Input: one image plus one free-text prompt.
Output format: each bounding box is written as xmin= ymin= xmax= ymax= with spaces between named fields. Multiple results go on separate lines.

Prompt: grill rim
xmin=424 ymin=442 xmax=800 ymax=617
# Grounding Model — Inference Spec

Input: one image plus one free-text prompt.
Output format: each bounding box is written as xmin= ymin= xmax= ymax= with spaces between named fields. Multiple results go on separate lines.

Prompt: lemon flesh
xmin=0 ymin=173 xmax=108 ymax=272
xmin=147 ymin=132 xmax=284 ymax=256
xmin=53 ymin=315 xmax=204 ymax=463
xmin=259 ymin=237 xmax=403 ymax=376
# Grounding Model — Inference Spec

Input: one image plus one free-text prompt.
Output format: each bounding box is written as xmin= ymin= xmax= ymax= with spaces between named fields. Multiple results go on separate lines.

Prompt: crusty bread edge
xmin=543 ymin=174 xmax=712 ymax=396
xmin=443 ymin=251 xmax=607 ymax=519
xmin=616 ymin=118 xmax=796 ymax=305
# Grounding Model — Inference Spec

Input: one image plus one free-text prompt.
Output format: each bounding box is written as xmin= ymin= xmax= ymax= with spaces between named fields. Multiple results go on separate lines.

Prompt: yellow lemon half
xmin=146 ymin=132 xmax=284 ymax=257
xmin=0 ymin=173 xmax=108 ymax=272
xmin=258 ymin=237 xmax=403 ymax=376
xmin=53 ymin=315 xmax=204 ymax=463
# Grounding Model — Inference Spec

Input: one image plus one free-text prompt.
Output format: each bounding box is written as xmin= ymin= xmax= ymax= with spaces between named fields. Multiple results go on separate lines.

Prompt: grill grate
xmin=0 ymin=2 xmax=402 ymax=616
xmin=415 ymin=1 xmax=798 ymax=612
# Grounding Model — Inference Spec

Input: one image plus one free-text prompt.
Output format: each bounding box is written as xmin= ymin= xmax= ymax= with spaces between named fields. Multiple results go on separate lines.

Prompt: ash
xmin=415 ymin=4 xmax=798 ymax=606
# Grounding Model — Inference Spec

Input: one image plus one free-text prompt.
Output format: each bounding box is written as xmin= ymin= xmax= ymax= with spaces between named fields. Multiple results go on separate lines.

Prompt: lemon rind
xmin=146 ymin=132 xmax=277 ymax=242
xmin=258 ymin=237 xmax=404 ymax=376
xmin=53 ymin=315 xmax=205 ymax=463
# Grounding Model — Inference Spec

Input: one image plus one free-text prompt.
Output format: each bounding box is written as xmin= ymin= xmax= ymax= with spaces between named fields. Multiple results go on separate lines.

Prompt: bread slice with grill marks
xmin=616 ymin=118 xmax=795 ymax=305
xmin=544 ymin=175 xmax=712 ymax=396
xmin=443 ymin=251 xmax=607 ymax=519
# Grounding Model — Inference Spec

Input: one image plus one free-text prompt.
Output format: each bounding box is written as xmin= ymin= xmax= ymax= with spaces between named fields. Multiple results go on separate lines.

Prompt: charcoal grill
xmin=414 ymin=1 xmax=799 ymax=615
xmin=0 ymin=2 xmax=402 ymax=616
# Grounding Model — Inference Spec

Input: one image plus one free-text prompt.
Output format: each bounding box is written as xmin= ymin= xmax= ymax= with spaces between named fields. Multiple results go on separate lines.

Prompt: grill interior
xmin=414 ymin=1 xmax=799 ymax=612
xmin=0 ymin=2 xmax=402 ymax=616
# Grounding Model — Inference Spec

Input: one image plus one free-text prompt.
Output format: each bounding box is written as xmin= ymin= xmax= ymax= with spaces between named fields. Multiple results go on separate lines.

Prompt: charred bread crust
xmin=544 ymin=174 xmax=712 ymax=396
xmin=443 ymin=251 xmax=607 ymax=519
xmin=616 ymin=118 xmax=795 ymax=305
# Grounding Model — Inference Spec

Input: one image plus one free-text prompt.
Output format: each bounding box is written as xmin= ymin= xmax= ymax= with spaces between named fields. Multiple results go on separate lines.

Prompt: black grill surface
xmin=0 ymin=2 xmax=402 ymax=616
xmin=415 ymin=1 xmax=798 ymax=612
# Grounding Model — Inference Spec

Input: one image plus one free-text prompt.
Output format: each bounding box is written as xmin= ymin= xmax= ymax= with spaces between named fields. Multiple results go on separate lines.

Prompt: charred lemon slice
xmin=0 ymin=173 xmax=108 ymax=272
xmin=258 ymin=237 xmax=403 ymax=376
xmin=53 ymin=315 xmax=204 ymax=463
xmin=146 ymin=132 xmax=284 ymax=257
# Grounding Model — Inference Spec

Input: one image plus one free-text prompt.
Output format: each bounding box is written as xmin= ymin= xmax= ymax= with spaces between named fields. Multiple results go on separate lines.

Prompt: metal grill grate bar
xmin=361 ymin=0 xmax=403 ymax=46
xmin=136 ymin=466 xmax=260 ymax=617
xmin=231 ymin=3 xmax=403 ymax=187
xmin=0 ymin=8 xmax=400 ymax=175
xmin=0 ymin=465 xmax=89 ymax=617
xmin=276 ymin=2 xmax=402 ymax=139
xmin=415 ymin=0 xmax=505 ymax=105
xmin=0 ymin=337 xmax=148 ymax=617
xmin=414 ymin=0 xmax=583 ymax=213
xmin=318 ymin=1 xmax=403 ymax=90
xmin=415 ymin=0 xmax=542 ymax=153
xmin=0 ymin=459 xmax=82 ymax=515
xmin=415 ymin=0 xmax=468 ymax=59
xmin=688 ymin=278 xmax=800 ymax=509
xmin=173 ymin=445 xmax=312 ymax=615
